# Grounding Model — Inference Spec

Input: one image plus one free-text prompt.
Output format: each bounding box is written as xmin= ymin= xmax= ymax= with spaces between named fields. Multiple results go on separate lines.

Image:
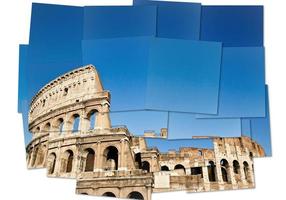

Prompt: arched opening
xmin=208 ymin=161 xmax=216 ymax=182
xmin=243 ymin=161 xmax=251 ymax=182
xmin=72 ymin=114 xmax=80 ymax=133
xmin=43 ymin=122 xmax=51 ymax=133
xmin=198 ymin=150 xmax=203 ymax=156
xmin=102 ymin=192 xmax=116 ymax=197
xmin=84 ymin=148 xmax=95 ymax=172
xmin=249 ymin=152 xmax=253 ymax=160
xmin=128 ymin=191 xmax=144 ymax=200
xmin=191 ymin=167 xmax=203 ymax=178
xmin=36 ymin=127 xmax=40 ymax=133
xmin=61 ymin=150 xmax=74 ymax=173
xmin=161 ymin=165 xmax=170 ymax=171
xmin=142 ymin=161 xmax=150 ymax=173
xmin=103 ymin=146 xmax=118 ymax=170
xmin=31 ymin=147 xmax=39 ymax=167
xmin=36 ymin=145 xmax=45 ymax=166
xmin=88 ymin=110 xmax=98 ymax=130
xmin=233 ymin=160 xmax=240 ymax=174
xmin=174 ymin=164 xmax=186 ymax=175
xmin=48 ymin=153 xmax=56 ymax=174
xmin=135 ymin=153 xmax=142 ymax=169
xmin=221 ymin=159 xmax=230 ymax=183
xmin=56 ymin=118 xmax=64 ymax=134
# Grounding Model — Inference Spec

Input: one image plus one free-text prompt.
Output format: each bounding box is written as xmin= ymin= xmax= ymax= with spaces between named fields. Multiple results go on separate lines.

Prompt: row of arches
xmin=159 ymin=159 xmax=252 ymax=183
xmin=34 ymin=109 xmax=99 ymax=135
xmin=48 ymin=145 xmax=120 ymax=175
xmin=134 ymin=153 xmax=151 ymax=173
xmin=81 ymin=191 xmax=144 ymax=199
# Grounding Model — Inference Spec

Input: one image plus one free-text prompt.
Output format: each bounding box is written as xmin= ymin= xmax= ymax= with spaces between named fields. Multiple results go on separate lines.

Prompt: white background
xmin=0 ymin=0 xmax=284 ymax=199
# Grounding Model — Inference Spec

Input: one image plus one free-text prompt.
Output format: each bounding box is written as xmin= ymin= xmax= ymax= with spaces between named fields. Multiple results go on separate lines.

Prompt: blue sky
xmin=145 ymin=138 xmax=213 ymax=152
xmin=200 ymin=6 xmax=263 ymax=47
xmin=18 ymin=3 xmax=270 ymax=156
xmin=146 ymin=38 xmax=222 ymax=113
xmin=134 ymin=0 xmax=201 ymax=40
xmin=197 ymin=47 xmax=266 ymax=118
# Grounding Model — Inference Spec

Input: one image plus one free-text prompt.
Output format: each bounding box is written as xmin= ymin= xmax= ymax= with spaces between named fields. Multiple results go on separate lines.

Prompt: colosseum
xmin=25 ymin=65 xmax=265 ymax=200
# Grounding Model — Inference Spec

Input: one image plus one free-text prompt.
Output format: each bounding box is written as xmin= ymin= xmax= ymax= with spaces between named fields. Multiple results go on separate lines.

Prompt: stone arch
xmin=48 ymin=153 xmax=57 ymax=174
xmin=233 ymin=160 xmax=240 ymax=174
xmin=61 ymin=150 xmax=74 ymax=173
xmin=103 ymin=146 xmax=118 ymax=170
xmin=84 ymin=148 xmax=95 ymax=172
xmin=142 ymin=161 xmax=150 ymax=173
xmin=31 ymin=147 xmax=39 ymax=167
xmin=71 ymin=114 xmax=80 ymax=133
xmin=54 ymin=118 xmax=64 ymax=134
xmin=43 ymin=122 xmax=51 ymax=133
xmin=243 ymin=161 xmax=251 ymax=181
xmin=161 ymin=165 xmax=170 ymax=171
xmin=35 ymin=145 xmax=46 ymax=166
xmin=207 ymin=161 xmax=216 ymax=182
xmin=87 ymin=109 xmax=98 ymax=130
xmin=249 ymin=152 xmax=253 ymax=159
xmin=220 ymin=159 xmax=230 ymax=183
xmin=102 ymin=192 xmax=116 ymax=197
xmin=174 ymin=164 xmax=186 ymax=175
xmin=127 ymin=191 xmax=144 ymax=200
xmin=135 ymin=153 xmax=142 ymax=169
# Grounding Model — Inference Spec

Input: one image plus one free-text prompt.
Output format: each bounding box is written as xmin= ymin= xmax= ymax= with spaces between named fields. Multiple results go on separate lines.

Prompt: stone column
xmin=62 ymin=113 xmax=71 ymax=135
xmin=79 ymin=110 xmax=89 ymax=134
xmin=202 ymin=162 xmax=210 ymax=191
xmin=239 ymin=162 xmax=247 ymax=185
xmin=95 ymin=141 xmax=102 ymax=171
xmin=119 ymin=138 xmax=127 ymax=171
xmin=228 ymin=165 xmax=237 ymax=188
xmin=99 ymin=103 xmax=111 ymax=129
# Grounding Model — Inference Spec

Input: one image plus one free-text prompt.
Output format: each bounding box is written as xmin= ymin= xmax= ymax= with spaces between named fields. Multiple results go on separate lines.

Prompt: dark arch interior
xmin=128 ymin=191 xmax=144 ymax=200
xmin=85 ymin=148 xmax=95 ymax=172
xmin=49 ymin=153 xmax=56 ymax=174
xmin=174 ymin=164 xmax=185 ymax=171
xmin=161 ymin=165 xmax=169 ymax=171
xmin=233 ymin=160 xmax=240 ymax=174
xmin=208 ymin=161 xmax=216 ymax=182
xmin=104 ymin=146 xmax=118 ymax=170
xmin=142 ymin=161 xmax=150 ymax=173
xmin=66 ymin=150 xmax=74 ymax=173
xmin=103 ymin=192 xmax=116 ymax=197
xmin=135 ymin=153 xmax=142 ymax=169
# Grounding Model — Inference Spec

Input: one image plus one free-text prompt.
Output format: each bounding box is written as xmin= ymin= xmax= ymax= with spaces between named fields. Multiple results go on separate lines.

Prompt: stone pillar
xmin=95 ymin=141 xmax=102 ymax=171
xmin=236 ymin=162 xmax=246 ymax=186
xmin=119 ymin=138 xmax=127 ymax=171
xmin=79 ymin=110 xmax=89 ymax=133
xmin=202 ymin=163 xmax=210 ymax=191
xmin=228 ymin=165 xmax=237 ymax=187
xmin=99 ymin=103 xmax=111 ymax=129
xmin=248 ymin=164 xmax=255 ymax=184
xmin=63 ymin=113 xmax=71 ymax=135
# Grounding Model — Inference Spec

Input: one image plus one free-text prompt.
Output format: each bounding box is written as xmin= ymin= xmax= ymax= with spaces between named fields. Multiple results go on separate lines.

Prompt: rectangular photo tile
xmin=200 ymin=5 xmax=263 ymax=46
xmin=146 ymin=37 xmax=222 ymax=114
xmin=82 ymin=37 xmax=152 ymax=111
xmin=197 ymin=47 xmax=266 ymax=118
xmin=133 ymin=0 xmax=201 ymax=40
xmin=168 ymin=112 xmax=242 ymax=139
xmin=83 ymin=5 xmax=157 ymax=39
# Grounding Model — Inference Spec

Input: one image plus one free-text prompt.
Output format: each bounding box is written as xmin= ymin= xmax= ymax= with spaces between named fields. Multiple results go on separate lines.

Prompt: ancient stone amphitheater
xmin=26 ymin=65 xmax=265 ymax=200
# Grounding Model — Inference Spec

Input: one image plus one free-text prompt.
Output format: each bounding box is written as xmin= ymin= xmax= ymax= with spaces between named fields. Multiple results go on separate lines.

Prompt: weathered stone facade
xmin=26 ymin=65 xmax=265 ymax=200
